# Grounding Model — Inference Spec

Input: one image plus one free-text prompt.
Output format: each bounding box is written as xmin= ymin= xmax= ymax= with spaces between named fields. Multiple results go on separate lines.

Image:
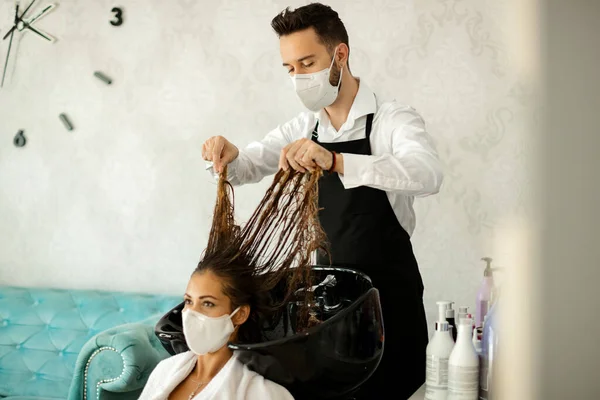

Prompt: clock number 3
xmin=110 ymin=7 xmax=123 ymax=26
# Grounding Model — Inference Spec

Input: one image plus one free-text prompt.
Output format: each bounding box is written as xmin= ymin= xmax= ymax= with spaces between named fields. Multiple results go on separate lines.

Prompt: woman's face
xmin=183 ymin=270 xmax=249 ymax=325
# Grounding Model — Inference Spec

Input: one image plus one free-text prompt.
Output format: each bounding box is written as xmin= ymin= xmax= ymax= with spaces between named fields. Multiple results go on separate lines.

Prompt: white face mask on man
xmin=182 ymin=307 xmax=240 ymax=355
xmin=290 ymin=47 xmax=343 ymax=112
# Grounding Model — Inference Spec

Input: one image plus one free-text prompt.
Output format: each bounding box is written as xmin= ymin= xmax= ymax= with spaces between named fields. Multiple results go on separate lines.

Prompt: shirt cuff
xmin=227 ymin=157 xmax=241 ymax=182
xmin=337 ymin=153 xmax=369 ymax=189
xmin=206 ymin=157 xmax=241 ymax=183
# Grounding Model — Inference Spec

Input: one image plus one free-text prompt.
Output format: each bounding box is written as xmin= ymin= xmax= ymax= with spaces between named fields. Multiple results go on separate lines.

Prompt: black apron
xmin=312 ymin=113 xmax=428 ymax=400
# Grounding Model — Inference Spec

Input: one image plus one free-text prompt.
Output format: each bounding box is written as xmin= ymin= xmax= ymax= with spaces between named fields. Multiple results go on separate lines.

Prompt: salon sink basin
xmin=155 ymin=266 xmax=384 ymax=400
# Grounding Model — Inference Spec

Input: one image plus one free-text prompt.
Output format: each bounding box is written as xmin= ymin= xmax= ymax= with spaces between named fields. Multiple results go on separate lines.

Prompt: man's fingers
xmin=202 ymin=142 xmax=212 ymax=161
xmin=294 ymin=141 xmax=312 ymax=163
xmin=295 ymin=142 xmax=317 ymax=170
xmin=287 ymin=154 xmax=306 ymax=172
xmin=279 ymin=146 xmax=290 ymax=170
xmin=280 ymin=139 xmax=323 ymax=172
xmin=300 ymin=148 xmax=318 ymax=171
xmin=212 ymin=139 xmax=225 ymax=172
xmin=285 ymin=141 xmax=308 ymax=172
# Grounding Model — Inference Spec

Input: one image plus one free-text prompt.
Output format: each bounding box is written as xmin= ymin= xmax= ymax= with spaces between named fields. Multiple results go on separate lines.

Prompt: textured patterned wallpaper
xmin=0 ymin=0 xmax=530 ymax=327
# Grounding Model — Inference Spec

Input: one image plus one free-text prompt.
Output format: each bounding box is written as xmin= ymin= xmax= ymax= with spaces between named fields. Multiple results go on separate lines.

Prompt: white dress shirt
xmin=139 ymin=351 xmax=294 ymax=400
xmin=215 ymin=80 xmax=443 ymax=236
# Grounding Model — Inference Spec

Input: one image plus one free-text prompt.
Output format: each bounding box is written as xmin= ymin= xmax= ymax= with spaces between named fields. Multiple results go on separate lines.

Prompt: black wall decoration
xmin=2 ymin=2 xmax=123 ymax=147
xmin=13 ymin=130 xmax=26 ymax=147
xmin=110 ymin=7 xmax=124 ymax=26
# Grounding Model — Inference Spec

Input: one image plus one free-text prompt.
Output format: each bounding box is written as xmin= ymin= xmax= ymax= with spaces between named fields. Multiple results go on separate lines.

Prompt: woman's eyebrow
xmin=198 ymin=295 xmax=218 ymax=300
xmin=184 ymin=293 xmax=217 ymax=299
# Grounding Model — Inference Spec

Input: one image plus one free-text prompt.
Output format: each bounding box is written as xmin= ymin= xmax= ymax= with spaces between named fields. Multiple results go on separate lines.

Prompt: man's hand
xmin=201 ymin=136 xmax=239 ymax=173
xmin=279 ymin=138 xmax=341 ymax=173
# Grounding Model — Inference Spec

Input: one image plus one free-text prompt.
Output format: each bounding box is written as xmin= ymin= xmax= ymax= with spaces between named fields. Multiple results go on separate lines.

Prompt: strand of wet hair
xmin=204 ymin=167 xmax=328 ymax=327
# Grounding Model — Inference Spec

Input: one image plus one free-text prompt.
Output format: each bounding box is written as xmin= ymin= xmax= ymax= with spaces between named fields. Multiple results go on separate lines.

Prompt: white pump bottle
xmin=425 ymin=301 xmax=456 ymax=399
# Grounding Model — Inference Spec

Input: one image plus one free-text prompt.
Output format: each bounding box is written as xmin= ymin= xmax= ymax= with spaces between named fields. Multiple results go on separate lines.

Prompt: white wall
xmin=0 ymin=0 xmax=529 ymax=327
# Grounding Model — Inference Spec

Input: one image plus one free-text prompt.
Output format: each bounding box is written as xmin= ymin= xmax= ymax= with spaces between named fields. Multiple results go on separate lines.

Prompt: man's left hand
xmin=279 ymin=138 xmax=336 ymax=173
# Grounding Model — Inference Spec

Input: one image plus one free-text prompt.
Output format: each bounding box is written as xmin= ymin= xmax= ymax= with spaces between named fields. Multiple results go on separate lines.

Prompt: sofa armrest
xmin=68 ymin=315 xmax=171 ymax=400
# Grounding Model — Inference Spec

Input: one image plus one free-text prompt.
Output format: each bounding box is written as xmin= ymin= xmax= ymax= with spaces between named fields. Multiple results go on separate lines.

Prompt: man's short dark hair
xmin=271 ymin=3 xmax=349 ymax=53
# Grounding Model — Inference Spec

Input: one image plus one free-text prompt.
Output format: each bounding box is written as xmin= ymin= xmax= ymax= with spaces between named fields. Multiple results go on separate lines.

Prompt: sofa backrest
xmin=0 ymin=286 xmax=180 ymax=398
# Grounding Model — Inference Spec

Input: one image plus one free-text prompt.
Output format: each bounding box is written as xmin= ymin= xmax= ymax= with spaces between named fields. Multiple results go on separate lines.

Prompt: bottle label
xmin=425 ymin=355 xmax=449 ymax=399
xmin=448 ymin=365 xmax=479 ymax=398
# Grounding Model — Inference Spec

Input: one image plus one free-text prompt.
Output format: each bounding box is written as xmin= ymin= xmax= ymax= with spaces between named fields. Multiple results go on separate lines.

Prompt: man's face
xmin=280 ymin=27 xmax=342 ymax=86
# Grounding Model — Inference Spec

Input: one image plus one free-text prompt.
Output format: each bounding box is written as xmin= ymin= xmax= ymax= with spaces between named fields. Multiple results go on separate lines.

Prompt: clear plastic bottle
xmin=479 ymin=290 xmax=499 ymax=400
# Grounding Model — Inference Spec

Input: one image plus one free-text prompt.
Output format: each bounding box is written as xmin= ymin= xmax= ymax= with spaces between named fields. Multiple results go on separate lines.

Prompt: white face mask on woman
xmin=182 ymin=307 xmax=240 ymax=355
xmin=290 ymin=47 xmax=343 ymax=112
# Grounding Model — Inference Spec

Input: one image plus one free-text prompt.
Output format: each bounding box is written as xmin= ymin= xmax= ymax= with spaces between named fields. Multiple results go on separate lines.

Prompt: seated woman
xmin=140 ymin=169 xmax=326 ymax=400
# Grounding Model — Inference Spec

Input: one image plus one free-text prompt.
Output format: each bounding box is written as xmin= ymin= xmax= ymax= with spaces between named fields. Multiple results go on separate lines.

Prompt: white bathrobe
xmin=139 ymin=351 xmax=294 ymax=400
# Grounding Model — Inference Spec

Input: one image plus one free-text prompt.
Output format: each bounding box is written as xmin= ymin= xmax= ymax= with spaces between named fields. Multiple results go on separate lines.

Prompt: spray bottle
xmin=475 ymin=257 xmax=495 ymax=327
xmin=425 ymin=301 xmax=456 ymax=400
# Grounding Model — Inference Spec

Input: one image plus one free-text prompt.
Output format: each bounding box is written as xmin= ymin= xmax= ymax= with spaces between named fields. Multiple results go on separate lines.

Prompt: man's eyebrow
xmin=282 ymin=54 xmax=316 ymax=66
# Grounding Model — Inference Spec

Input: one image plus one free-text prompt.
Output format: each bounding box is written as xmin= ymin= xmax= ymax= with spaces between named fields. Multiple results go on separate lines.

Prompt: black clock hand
xmin=2 ymin=2 xmax=20 ymax=41
xmin=25 ymin=24 xmax=53 ymax=42
xmin=27 ymin=4 xmax=54 ymax=25
xmin=3 ymin=0 xmax=38 ymax=40
xmin=2 ymin=26 xmax=15 ymax=41
xmin=1 ymin=29 xmax=15 ymax=87
xmin=20 ymin=0 xmax=37 ymax=21
xmin=2 ymin=28 xmax=14 ymax=41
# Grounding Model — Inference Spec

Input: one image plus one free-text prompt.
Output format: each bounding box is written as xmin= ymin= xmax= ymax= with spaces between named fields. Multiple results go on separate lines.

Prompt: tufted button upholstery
xmin=0 ymin=286 xmax=180 ymax=399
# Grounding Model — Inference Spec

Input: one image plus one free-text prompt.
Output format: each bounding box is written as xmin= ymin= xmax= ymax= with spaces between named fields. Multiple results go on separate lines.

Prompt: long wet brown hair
xmin=194 ymin=167 xmax=328 ymax=343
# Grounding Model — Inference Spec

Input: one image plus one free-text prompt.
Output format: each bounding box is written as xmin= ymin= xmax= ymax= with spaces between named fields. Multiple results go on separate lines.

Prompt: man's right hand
xmin=201 ymin=136 xmax=239 ymax=174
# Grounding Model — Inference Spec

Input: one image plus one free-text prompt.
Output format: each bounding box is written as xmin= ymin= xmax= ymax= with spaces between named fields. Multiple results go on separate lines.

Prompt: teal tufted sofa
xmin=0 ymin=286 xmax=180 ymax=400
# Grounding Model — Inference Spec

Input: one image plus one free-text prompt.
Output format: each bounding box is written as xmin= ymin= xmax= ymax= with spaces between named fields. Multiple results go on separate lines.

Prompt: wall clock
xmin=1 ymin=0 xmax=123 ymax=147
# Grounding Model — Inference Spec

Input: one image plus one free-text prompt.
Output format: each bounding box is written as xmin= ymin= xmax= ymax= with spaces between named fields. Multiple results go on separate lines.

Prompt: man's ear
xmin=232 ymin=305 xmax=250 ymax=326
xmin=336 ymin=43 xmax=350 ymax=67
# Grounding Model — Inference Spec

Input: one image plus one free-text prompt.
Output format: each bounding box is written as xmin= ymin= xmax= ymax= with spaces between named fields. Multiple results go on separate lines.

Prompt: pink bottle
xmin=475 ymin=257 xmax=495 ymax=328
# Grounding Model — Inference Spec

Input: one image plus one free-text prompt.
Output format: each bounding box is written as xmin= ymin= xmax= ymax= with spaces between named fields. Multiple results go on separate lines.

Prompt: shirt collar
xmin=315 ymin=78 xmax=377 ymax=130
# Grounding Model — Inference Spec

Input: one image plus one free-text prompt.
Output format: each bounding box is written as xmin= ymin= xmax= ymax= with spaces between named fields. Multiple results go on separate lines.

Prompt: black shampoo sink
xmin=155 ymin=267 xmax=384 ymax=399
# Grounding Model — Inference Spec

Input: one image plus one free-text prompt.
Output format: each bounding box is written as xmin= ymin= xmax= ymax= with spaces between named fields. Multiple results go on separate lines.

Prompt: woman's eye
xmin=287 ymin=68 xmax=294 ymax=74
xmin=203 ymin=301 xmax=215 ymax=308
xmin=303 ymin=62 xmax=314 ymax=68
xmin=184 ymin=299 xmax=192 ymax=305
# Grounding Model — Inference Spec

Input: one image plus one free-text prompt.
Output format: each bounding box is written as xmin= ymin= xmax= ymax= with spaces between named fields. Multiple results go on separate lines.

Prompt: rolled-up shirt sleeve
xmin=338 ymin=104 xmax=444 ymax=197
xmin=207 ymin=116 xmax=305 ymax=186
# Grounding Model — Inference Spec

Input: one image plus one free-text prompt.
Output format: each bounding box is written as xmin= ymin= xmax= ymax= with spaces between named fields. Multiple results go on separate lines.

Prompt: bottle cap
xmin=482 ymin=257 xmax=494 ymax=277
xmin=436 ymin=301 xmax=451 ymax=323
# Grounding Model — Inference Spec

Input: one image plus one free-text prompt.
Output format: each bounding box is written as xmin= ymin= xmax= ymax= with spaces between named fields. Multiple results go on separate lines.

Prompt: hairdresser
xmin=201 ymin=3 xmax=443 ymax=399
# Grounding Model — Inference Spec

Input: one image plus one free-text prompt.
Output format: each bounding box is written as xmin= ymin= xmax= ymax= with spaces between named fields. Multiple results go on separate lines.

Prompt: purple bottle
xmin=475 ymin=257 xmax=495 ymax=328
